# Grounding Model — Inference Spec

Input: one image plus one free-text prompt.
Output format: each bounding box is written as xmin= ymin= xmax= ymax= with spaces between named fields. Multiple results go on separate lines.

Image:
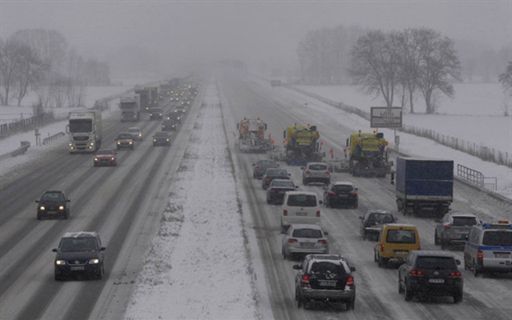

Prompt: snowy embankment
xmin=124 ymin=83 xmax=259 ymax=320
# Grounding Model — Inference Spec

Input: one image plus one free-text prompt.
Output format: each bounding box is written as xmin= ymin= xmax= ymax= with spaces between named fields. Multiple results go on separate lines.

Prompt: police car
xmin=463 ymin=220 xmax=512 ymax=276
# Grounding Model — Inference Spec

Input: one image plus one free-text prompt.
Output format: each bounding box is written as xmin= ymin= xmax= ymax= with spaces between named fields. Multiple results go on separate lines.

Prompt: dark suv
xmin=398 ymin=250 xmax=463 ymax=303
xmin=36 ymin=190 xmax=70 ymax=220
xmin=52 ymin=231 xmax=106 ymax=280
xmin=323 ymin=182 xmax=358 ymax=209
xmin=293 ymin=254 xmax=356 ymax=310
xmin=360 ymin=210 xmax=397 ymax=241
xmin=261 ymin=168 xmax=290 ymax=190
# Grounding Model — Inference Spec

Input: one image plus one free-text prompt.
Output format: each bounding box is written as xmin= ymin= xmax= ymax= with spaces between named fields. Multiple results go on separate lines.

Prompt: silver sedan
xmin=282 ymin=224 xmax=329 ymax=260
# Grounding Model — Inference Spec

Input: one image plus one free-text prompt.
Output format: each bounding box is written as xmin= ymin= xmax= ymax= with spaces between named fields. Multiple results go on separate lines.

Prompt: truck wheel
xmin=434 ymin=232 xmax=440 ymax=245
xmin=404 ymin=285 xmax=413 ymax=301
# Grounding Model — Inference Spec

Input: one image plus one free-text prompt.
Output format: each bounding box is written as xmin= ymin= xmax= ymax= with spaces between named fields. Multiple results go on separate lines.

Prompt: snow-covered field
xmin=124 ymin=83 xmax=259 ymax=320
xmin=297 ymin=83 xmax=512 ymax=154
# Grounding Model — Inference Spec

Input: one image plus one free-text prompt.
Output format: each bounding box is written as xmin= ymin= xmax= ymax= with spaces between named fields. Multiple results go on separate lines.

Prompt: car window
xmin=416 ymin=256 xmax=457 ymax=269
xmin=267 ymin=169 xmax=287 ymax=176
xmin=60 ymin=237 xmax=98 ymax=252
xmin=97 ymin=150 xmax=113 ymax=155
xmin=117 ymin=133 xmax=132 ymax=139
xmin=332 ymin=185 xmax=353 ymax=192
xmin=287 ymin=194 xmax=317 ymax=207
xmin=309 ymin=261 xmax=346 ymax=275
xmin=42 ymin=192 xmax=65 ymax=202
xmin=386 ymin=229 xmax=416 ymax=244
xmin=452 ymin=216 xmax=478 ymax=226
xmin=309 ymin=164 xmax=327 ymax=170
xmin=292 ymin=228 xmax=322 ymax=238
xmin=272 ymin=180 xmax=294 ymax=187
xmin=258 ymin=160 xmax=277 ymax=168
xmin=482 ymin=231 xmax=512 ymax=246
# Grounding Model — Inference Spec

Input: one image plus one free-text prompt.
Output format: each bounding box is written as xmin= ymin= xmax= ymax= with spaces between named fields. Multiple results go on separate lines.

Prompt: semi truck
xmin=119 ymin=96 xmax=141 ymax=122
xmin=345 ymin=131 xmax=392 ymax=177
xmin=67 ymin=111 xmax=102 ymax=153
xmin=395 ymin=157 xmax=454 ymax=217
xmin=134 ymin=86 xmax=159 ymax=112
xmin=283 ymin=124 xmax=322 ymax=165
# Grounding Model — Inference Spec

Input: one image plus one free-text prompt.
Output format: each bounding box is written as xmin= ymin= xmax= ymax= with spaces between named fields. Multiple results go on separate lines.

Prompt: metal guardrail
xmin=42 ymin=132 xmax=66 ymax=145
xmin=456 ymin=164 xmax=497 ymax=192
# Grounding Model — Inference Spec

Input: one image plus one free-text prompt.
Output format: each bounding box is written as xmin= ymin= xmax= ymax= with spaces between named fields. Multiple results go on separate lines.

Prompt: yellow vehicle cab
xmin=374 ymin=224 xmax=420 ymax=267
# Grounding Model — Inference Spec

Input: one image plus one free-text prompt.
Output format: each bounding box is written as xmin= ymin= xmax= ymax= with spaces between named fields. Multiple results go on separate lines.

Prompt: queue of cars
xmin=252 ymin=157 xmax=512 ymax=310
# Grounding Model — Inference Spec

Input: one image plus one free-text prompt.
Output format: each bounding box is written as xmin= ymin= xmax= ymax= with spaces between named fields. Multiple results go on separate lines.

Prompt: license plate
xmin=319 ymin=280 xmax=337 ymax=287
xmin=394 ymin=250 xmax=408 ymax=256
xmin=338 ymin=194 xmax=348 ymax=198
xmin=295 ymin=212 xmax=307 ymax=216
xmin=495 ymin=253 xmax=511 ymax=258
xmin=429 ymin=278 xmax=445 ymax=284
xmin=300 ymin=242 xmax=315 ymax=248
xmin=70 ymin=266 xmax=85 ymax=271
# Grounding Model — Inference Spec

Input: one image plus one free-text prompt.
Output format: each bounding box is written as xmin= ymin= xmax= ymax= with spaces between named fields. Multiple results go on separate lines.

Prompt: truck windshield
xmin=69 ymin=119 xmax=92 ymax=133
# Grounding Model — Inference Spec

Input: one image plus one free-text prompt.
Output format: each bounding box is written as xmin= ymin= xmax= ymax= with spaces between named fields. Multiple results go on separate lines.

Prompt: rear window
xmin=258 ymin=160 xmax=277 ymax=168
xmin=293 ymin=228 xmax=322 ymax=238
xmin=333 ymin=185 xmax=353 ymax=192
xmin=309 ymin=164 xmax=327 ymax=171
xmin=452 ymin=217 xmax=478 ymax=226
xmin=368 ymin=213 xmax=395 ymax=224
xmin=309 ymin=261 xmax=346 ymax=275
xmin=287 ymin=194 xmax=317 ymax=207
xmin=267 ymin=169 xmax=288 ymax=176
xmin=272 ymin=180 xmax=294 ymax=188
xmin=386 ymin=229 xmax=416 ymax=244
xmin=416 ymin=256 xmax=457 ymax=269
xmin=117 ymin=133 xmax=132 ymax=139
xmin=482 ymin=231 xmax=512 ymax=246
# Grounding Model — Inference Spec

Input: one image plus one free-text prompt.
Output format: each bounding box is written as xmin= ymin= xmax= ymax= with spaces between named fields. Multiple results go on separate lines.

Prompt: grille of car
xmin=67 ymin=259 xmax=87 ymax=265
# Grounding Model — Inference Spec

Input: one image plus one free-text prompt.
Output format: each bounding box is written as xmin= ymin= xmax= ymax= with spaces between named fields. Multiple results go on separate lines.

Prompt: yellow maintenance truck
xmin=345 ymin=131 xmax=391 ymax=177
xmin=283 ymin=124 xmax=322 ymax=165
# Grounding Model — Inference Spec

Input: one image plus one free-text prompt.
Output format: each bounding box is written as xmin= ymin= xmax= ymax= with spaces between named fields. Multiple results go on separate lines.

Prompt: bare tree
xmin=349 ymin=30 xmax=401 ymax=107
xmin=499 ymin=61 xmax=512 ymax=116
xmin=415 ymin=29 xmax=461 ymax=114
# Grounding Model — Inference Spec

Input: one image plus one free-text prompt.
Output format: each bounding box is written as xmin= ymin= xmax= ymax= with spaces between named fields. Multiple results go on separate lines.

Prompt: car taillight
xmin=409 ymin=269 xmax=424 ymax=277
xmin=380 ymin=244 xmax=384 ymax=252
xmin=316 ymin=210 xmax=320 ymax=217
xmin=325 ymin=171 xmax=330 ymax=176
xmin=346 ymin=275 xmax=354 ymax=286
xmin=255 ymin=166 xmax=259 ymax=170
xmin=301 ymin=274 xmax=310 ymax=284
xmin=288 ymin=238 xmax=298 ymax=244
xmin=318 ymin=239 xmax=328 ymax=245
xmin=449 ymin=271 xmax=462 ymax=278
xmin=283 ymin=209 xmax=288 ymax=216
xmin=328 ymin=191 xmax=336 ymax=196
xmin=477 ymin=250 xmax=484 ymax=265
xmin=443 ymin=223 xmax=451 ymax=230
xmin=305 ymin=170 xmax=311 ymax=175
xmin=350 ymin=192 xmax=358 ymax=196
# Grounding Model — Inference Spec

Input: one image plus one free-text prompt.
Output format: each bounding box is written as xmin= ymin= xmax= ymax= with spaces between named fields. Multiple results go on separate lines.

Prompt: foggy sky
xmin=1 ymin=0 xmax=511 ymax=76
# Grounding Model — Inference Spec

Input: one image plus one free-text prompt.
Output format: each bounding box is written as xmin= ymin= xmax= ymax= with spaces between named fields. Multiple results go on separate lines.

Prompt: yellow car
xmin=374 ymin=224 xmax=420 ymax=267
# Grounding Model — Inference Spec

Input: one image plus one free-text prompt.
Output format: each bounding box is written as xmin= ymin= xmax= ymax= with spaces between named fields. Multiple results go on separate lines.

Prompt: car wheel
xmin=374 ymin=250 xmax=378 ymax=262
xmin=62 ymin=211 xmax=69 ymax=220
xmin=434 ymin=232 xmax=440 ymax=245
xmin=378 ymin=256 xmax=387 ymax=268
xmin=404 ymin=284 xmax=413 ymax=301
xmin=37 ymin=213 xmax=42 ymax=220
xmin=473 ymin=261 xmax=479 ymax=277
xmin=440 ymin=239 xmax=447 ymax=250
xmin=296 ymin=291 xmax=303 ymax=308
xmin=347 ymin=298 xmax=355 ymax=310
xmin=398 ymin=279 xmax=404 ymax=294
xmin=453 ymin=291 xmax=463 ymax=304
xmin=54 ymin=272 xmax=63 ymax=281
xmin=353 ymin=202 xmax=358 ymax=209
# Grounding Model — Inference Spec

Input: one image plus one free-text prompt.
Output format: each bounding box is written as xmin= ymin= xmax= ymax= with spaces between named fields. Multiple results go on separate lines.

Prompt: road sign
xmin=370 ymin=107 xmax=402 ymax=128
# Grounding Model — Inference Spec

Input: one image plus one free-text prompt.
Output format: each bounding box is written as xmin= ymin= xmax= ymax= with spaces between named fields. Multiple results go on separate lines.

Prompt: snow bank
xmin=124 ymin=83 xmax=258 ymax=320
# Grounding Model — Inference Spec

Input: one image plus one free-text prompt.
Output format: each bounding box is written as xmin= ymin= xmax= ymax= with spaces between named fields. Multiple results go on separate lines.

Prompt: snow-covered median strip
xmin=124 ymin=83 xmax=259 ymax=320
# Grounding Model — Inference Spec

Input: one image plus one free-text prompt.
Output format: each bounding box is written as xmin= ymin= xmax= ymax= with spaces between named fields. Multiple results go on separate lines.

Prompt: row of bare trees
xmin=0 ymin=29 xmax=110 ymax=107
xmin=350 ymin=28 xmax=461 ymax=114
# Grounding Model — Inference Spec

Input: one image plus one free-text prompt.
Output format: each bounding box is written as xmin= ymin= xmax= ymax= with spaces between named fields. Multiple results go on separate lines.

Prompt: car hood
xmin=56 ymin=251 xmax=99 ymax=260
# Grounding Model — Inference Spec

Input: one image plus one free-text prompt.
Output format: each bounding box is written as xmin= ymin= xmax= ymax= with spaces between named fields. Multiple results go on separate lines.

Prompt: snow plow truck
xmin=283 ymin=124 xmax=322 ymax=165
xmin=237 ymin=118 xmax=272 ymax=153
xmin=345 ymin=131 xmax=391 ymax=177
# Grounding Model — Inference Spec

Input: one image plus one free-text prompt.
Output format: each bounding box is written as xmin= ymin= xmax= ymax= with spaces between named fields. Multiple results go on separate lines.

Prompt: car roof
xmin=62 ymin=231 xmax=98 ymax=238
xmin=271 ymin=179 xmax=293 ymax=183
xmin=118 ymin=132 xmax=133 ymax=136
xmin=383 ymin=223 xmax=417 ymax=229
xmin=307 ymin=162 xmax=327 ymax=166
xmin=43 ymin=190 xmax=64 ymax=194
xmin=285 ymin=191 xmax=317 ymax=196
xmin=290 ymin=224 xmax=323 ymax=231
xmin=367 ymin=209 xmax=392 ymax=214
xmin=411 ymin=250 xmax=456 ymax=258
xmin=333 ymin=181 xmax=354 ymax=186
xmin=128 ymin=127 xmax=141 ymax=131
xmin=307 ymin=254 xmax=346 ymax=262
xmin=448 ymin=212 xmax=478 ymax=218
xmin=154 ymin=131 xmax=170 ymax=136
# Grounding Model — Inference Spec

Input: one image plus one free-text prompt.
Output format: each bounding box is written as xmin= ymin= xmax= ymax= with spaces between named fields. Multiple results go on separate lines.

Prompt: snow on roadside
xmin=124 ymin=83 xmax=259 ymax=320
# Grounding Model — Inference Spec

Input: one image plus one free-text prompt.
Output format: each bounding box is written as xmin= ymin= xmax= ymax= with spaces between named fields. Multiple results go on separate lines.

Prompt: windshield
xmin=271 ymin=180 xmax=294 ymax=188
xmin=482 ymin=231 xmax=512 ymax=246
xmin=257 ymin=160 xmax=277 ymax=168
xmin=117 ymin=134 xmax=132 ymax=139
xmin=97 ymin=150 xmax=113 ymax=155
xmin=41 ymin=192 xmax=65 ymax=202
xmin=367 ymin=213 xmax=395 ymax=224
xmin=333 ymin=185 xmax=353 ymax=192
xmin=309 ymin=261 xmax=346 ymax=275
xmin=267 ymin=169 xmax=288 ymax=176
xmin=293 ymin=228 xmax=322 ymax=238
xmin=452 ymin=216 xmax=478 ymax=226
xmin=69 ymin=119 xmax=92 ymax=133
xmin=287 ymin=194 xmax=317 ymax=207
xmin=60 ymin=237 xmax=98 ymax=252
xmin=309 ymin=164 xmax=327 ymax=170
xmin=386 ymin=229 xmax=416 ymax=243
xmin=416 ymin=256 xmax=457 ymax=269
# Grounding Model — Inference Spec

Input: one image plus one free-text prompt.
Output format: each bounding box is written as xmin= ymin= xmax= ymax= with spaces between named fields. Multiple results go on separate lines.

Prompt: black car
xmin=252 ymin=159 xmax=279 ymax=179
xmin=149 ymin=108 xmax=164 ymax=120
xmin=53 ymin=231 xmax=106 ymax=280
xmin=36 ymin=190 xmax=70 ymax=220
xmin=153 ymin=131 xmax=171 ymax=146
xmin=293 ymin=254 xmax=356 ymax=310
xmin=262 ymin=168 xmax=291 ymax=190
xmin=266 ymin=179 xmax=297 ymax=204
xmin=165 ymin=111 xmax=182 ymax=123
xmin=115 ymin=132 xmax=135 ymax=150
xmin=359 ymin=210 xmax=397 ymax=241
xmin=162 ymin=119 xmax=178 ymax=131
xmin=398 ymin=250 xmax=463 ymax=303
xmin=323 ymin=182 xmax=358 ymax=208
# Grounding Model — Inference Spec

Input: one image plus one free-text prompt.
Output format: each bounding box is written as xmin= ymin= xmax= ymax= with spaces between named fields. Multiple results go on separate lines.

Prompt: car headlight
xmin=153 ymin=139 xmax=157 ymax=142
xmin=39 ymin=206 xmax=45 ymax=211
xmin=88 ymin=258 xmax=100 ymax=264
xmin=68 ymin=143 xmax=73 ymax=147
xmin=58 ymin=205 xmax=65 ymax=211
xmin=138 ymin=134 xmax=142 ymax=137
xmin=111 ymin=157 xmax=115 ymax=161
xmin=55 ymin=260 xmax=66 ymax=265
xmin=166 ymin=139 xmax=170 ymax=142
xmin=90 ymin=142 xmax=94 ymax=146
xmin=129 ymin=141 xmax=133 ymax=144
xmin=94 ymin=157 xmax=98 ymax=161
xmin=117 ymin=141 xmax=121 ymax=144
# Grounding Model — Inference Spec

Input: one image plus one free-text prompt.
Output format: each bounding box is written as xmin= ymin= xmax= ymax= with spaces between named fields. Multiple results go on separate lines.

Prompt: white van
xmin=281 ymin=191 xmax=322 ymax=233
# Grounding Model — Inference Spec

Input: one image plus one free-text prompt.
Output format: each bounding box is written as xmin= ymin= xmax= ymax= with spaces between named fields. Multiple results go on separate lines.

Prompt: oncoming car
xmin=153 ymin=131 xmax=171 ymax=146
xmin=127 ymin=127 xmax=143 ymax=141
xmin=36 ymin=190 xmax=70 ymax=220
xmin=115 ymin=132 xmax=135 ymax=150
xmin=93 ymin=149 xmax=117 ymax=167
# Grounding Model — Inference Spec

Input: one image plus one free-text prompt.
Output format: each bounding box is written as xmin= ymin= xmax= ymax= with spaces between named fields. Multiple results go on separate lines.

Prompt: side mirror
xmin=455 ymin=259 xmax=461 ymax=266
xmin=300 ymin=167 xmax=305 ymax=170
xmin=66 ymin=199 xmax=70 ymax=202
xmin=100 ymin=247 xmax=106 ymax=251
xmin=354 ymin=187 xmax=358 ymax=191
xmin=295 ymin=185 xmax=299 ymax=189
xmin=52 ymin=248 xmax=57 ymax=252
xmin=434 ymin=219 xmax=441 ymax=223
xmin=318 ymin=200 xmax=323 ymax=205
xmin=350 ymin=266 xmax=356 ymax=272
xmin=288 ymin=173 xmax=291 ymax=176
xmin=252 ymin=163 xmax=255 ymax=166
xmin=359 ymin=216 xmax=364 ymax=220
xmin=292 ymin=264 xmax=302 ymax=270
xmin=35 ymin=200 xmax=39 ymax=203
xmin=323 ymin=231 xmax=329 ymax=236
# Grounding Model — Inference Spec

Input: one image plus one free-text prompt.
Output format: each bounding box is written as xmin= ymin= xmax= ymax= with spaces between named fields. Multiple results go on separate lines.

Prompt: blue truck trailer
xmin=395 ymin=157 xmax=454 ymax=217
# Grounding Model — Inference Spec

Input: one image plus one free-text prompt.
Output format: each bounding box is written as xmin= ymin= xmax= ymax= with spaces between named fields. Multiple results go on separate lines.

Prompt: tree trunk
xmin=409 ymin=89 xmax=415 ymax=114
xmin=425 ymin=89 xmax=433 ymax=114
